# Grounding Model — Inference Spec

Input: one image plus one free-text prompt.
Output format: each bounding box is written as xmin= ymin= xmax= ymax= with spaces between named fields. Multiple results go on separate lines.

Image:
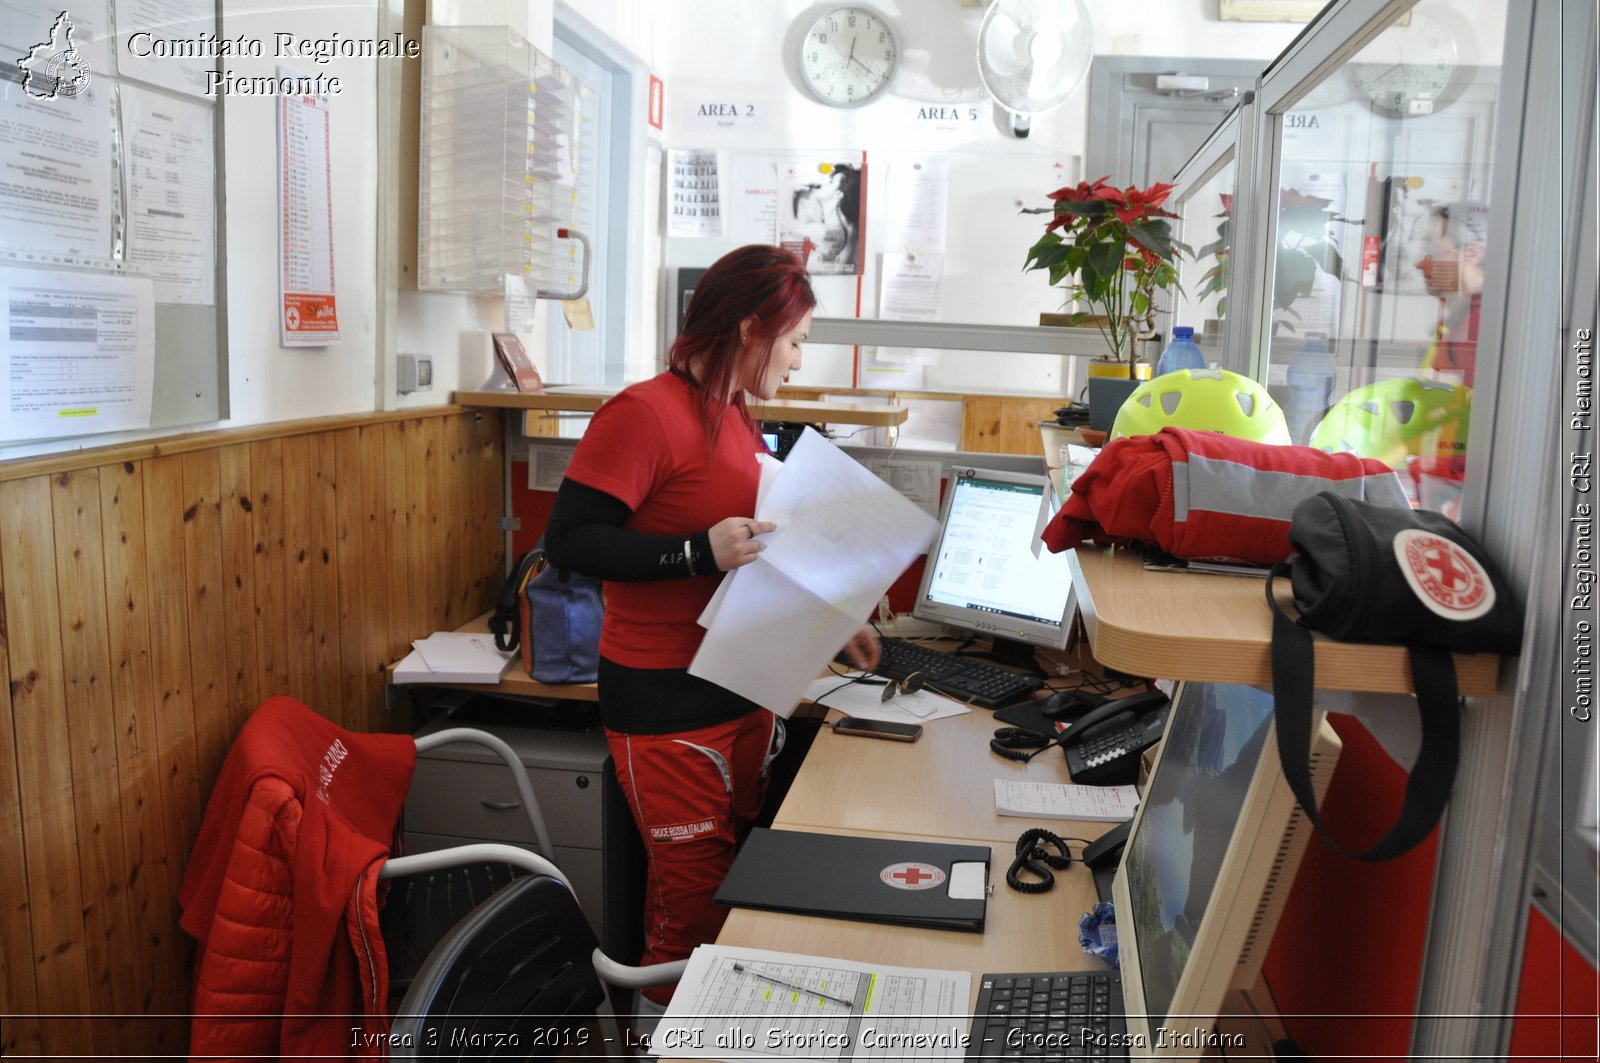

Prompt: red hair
xmin=668 ymin=244 xmax=816 ymax=440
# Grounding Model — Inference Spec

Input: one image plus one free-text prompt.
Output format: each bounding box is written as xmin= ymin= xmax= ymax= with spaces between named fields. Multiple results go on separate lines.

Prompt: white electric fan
xmin=975 ymin=0 xmax=1094 ymax=138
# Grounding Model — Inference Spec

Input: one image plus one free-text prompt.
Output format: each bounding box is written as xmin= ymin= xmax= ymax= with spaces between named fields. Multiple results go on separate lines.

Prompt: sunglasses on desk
xmin=869 ymin=671 xmax=925 ymax=703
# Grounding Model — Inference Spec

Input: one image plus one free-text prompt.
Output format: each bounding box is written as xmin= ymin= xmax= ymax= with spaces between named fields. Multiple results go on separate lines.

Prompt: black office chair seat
xmin=388 ymin=873 xmax=607 ymax=1059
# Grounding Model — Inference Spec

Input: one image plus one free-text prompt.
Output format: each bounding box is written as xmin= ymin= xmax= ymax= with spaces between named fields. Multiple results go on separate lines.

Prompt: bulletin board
xmin=0 ymin=0 xmax=227 ymax=444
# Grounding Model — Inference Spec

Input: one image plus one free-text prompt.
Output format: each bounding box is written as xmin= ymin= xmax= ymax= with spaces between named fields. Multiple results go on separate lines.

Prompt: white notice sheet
xmin=0 ymin=266 xmax=155 ymax=440
xmin=113 ymin=0 xmax=217 ymax=97
xmin=691 ymin=428 xmax=938 ymax=714
xmin=0 ymin=81 xmax=113 ymax=258
xmin=657 ymin=944 xmax=970 ymax=1063
xmin=121 ymin=83 xmax=214 ymax=304
xmin=277 ymin=69 xmax=339 ymax=346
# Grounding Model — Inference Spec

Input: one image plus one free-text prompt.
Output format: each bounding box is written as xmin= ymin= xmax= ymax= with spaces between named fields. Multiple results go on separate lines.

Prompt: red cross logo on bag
xmin=1394 ymin=528 xmax=1495 ymax=621
xmin=879 ymin=861 xmax=945 ymax=891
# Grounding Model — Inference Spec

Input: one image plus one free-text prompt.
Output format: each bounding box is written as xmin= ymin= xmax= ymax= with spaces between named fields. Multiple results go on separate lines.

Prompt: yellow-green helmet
xmin=1109 ymin=368 xmax=1291 ymax=445
xmin=1308 ymin=377 xmax=1471 ymax=470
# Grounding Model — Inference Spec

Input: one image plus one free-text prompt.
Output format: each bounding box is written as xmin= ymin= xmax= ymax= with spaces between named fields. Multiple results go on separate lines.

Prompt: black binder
xmin=714 ymin=828 xmax=991 ymax=932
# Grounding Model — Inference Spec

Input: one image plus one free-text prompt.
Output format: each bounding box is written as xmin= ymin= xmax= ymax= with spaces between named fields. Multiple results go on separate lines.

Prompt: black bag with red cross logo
xmin=1267 ymin=491 xmax=1521 ymax=861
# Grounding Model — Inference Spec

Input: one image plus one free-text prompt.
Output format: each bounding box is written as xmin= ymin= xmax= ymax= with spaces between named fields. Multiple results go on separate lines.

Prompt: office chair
xmin=379 ymin=729 xmax=684 ymax=1059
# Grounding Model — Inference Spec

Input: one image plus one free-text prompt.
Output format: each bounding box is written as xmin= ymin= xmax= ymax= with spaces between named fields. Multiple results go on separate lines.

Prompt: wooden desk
xmin=772 ymin=703 xmax=1125 ymax=845
xmin=716 ymin=826 xmax=1097 ymax=1011
xmin=1069 ymin=545 xmax=1500 ymax=697
xmin=453 ymin=387 xmax=910 ymax=432
xmin=387 ymin=611 xmax=600 ymax=702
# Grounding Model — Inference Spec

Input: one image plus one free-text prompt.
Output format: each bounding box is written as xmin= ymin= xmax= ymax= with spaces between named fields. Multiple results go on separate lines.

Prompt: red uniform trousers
xmin=606 ymin=710 xmax=780 ymax=1004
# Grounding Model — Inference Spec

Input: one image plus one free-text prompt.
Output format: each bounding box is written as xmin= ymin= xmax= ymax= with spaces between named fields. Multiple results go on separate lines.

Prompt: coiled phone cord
xmin=1006 ymin=829 xmax=1091 ymax=893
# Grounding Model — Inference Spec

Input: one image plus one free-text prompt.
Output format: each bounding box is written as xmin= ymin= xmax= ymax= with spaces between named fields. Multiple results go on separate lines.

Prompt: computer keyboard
xmin=876 ymin=638 xmax=1043 ymax=709
xmin=967 ymin=970 xmax=1128 ymax=1061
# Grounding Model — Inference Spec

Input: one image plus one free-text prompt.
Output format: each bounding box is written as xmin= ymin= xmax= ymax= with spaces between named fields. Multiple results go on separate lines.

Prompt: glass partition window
xmin=1176 ymin=157 xmax=1238 ymax=365
xmin=1261 ymin=0 xmax=1509 ymax=518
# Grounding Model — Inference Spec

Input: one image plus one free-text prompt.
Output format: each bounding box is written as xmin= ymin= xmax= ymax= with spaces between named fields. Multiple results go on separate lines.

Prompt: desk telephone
xmin=1059 ymin=690 xmax=1170 ymax=787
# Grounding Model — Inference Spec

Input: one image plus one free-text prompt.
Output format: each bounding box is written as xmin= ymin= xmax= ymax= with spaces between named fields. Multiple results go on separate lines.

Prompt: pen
xmin=731 ymin=962 xmax=855 ymax=1007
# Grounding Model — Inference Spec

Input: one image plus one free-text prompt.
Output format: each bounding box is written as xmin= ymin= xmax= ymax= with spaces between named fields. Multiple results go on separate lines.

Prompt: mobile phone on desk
xmin=832 ymin=717 xmax=923 ymax=742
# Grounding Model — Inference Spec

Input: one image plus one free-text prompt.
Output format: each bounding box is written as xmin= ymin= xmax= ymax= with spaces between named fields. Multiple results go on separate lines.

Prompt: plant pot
xmin=1084 ymin=358 xmax=1152 ymax=381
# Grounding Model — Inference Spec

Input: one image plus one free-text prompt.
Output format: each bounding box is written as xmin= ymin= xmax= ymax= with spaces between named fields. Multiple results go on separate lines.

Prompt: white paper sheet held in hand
xmin=691 ymin=429 xmax=938 ymax=715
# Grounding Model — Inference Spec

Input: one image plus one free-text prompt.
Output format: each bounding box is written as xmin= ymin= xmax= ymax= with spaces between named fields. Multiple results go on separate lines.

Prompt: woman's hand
xmin=710 ymin=516 xmax=776 ymax=571
xmin=840 ymin=626 xmax=881 ymax=672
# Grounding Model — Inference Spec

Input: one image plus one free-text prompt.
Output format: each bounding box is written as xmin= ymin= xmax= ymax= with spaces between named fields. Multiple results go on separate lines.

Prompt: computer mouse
xmin=1038 ymin=691 xmax=1104 ymax=718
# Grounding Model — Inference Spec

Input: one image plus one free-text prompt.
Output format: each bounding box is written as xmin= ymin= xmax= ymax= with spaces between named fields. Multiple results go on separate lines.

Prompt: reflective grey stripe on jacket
xmin=1171 ymin=453 xmax=1409 ymax=523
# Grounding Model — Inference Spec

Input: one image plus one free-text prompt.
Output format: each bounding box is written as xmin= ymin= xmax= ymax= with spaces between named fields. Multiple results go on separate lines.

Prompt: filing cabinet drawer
xmin=402 ymin=831 xmax=604 ymax=943
xmin=405 ymin=756 xmax=602 ymax=848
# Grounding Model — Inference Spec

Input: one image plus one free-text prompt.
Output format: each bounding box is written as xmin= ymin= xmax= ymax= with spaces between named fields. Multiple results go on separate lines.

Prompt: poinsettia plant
xmin=1023 ymin=177 xmax=1190 ymax=374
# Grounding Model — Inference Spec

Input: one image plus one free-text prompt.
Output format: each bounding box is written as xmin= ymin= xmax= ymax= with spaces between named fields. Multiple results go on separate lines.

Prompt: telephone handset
xmin=1062 ymin=690 xmax=1171 ymax=787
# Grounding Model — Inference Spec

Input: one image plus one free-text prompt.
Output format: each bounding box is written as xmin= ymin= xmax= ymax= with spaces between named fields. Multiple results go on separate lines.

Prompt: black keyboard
xmin=876 ymin=638 xmax=1043 ymax=709
xmin=967 ymin=970 xmax=1129 ymax=1061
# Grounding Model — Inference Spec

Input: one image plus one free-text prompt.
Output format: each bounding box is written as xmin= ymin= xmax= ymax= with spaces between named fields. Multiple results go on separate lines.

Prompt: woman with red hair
xmin=545 ymin=244 xmax=879 ymax=1027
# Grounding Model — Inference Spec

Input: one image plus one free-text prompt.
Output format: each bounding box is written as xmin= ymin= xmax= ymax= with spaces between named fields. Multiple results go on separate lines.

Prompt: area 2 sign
xmin=684 ymin=96 xmax=770 ymax=132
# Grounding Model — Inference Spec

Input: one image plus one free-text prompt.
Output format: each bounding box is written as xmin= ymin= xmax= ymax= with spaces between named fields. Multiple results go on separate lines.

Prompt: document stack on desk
xmin=655 ymin=944 xmax=970 ymax=1063
xmin=391 ymin=632 xmax=514 ymax=684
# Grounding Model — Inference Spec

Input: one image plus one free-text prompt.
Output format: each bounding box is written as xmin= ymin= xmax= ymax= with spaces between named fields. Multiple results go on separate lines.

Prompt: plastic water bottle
xmin=1285 ymin=332 xmax=1337 ymax=445
xmin=1155 ymin=326 xmax=1206 ymax=376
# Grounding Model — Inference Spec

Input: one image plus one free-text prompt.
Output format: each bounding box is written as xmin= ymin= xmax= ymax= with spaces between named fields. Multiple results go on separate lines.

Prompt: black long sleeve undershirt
xmin=544 ymin=478 xmax=715 ymax=581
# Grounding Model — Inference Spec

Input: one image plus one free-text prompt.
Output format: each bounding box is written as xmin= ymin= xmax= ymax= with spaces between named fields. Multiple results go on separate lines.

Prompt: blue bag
xmin=525 ymin=562 xmax=603 ymax=684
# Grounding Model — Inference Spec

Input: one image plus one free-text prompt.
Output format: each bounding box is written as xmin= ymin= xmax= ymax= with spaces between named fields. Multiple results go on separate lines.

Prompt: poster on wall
xmin=667 ymin=148 xmax=722 ymax=238
xmin=121 ymin=82 xmax=214 ymax=304
xmin=277 ymin=67 xmax=339 ymax=347
xmin=776 ymin=157 xmax=863 ymax=275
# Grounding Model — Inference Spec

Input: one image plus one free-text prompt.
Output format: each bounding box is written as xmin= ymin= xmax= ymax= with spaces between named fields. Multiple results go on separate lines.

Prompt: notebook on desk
xmin=715 ymin=828 xmax=991 ymax=932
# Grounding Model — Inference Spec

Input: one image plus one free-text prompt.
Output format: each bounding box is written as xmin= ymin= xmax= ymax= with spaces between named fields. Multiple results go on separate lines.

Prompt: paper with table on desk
xmin=691 ymin=429 xmax=939 ymax=716
xmin=393 ymin=632 xmax=514 ymax=684
xmin=656 ymin=943 xmax=970 ymax=1063
xmin=993 ymin=779 xmax=1141 ymax=822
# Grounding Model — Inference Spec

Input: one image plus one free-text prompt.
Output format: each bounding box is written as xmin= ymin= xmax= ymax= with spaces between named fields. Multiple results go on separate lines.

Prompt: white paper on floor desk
xmin=656 ymin=943 xmax=970 ymax=1063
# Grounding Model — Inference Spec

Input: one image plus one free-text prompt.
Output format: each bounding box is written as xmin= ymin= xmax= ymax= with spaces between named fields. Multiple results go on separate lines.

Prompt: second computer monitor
xmin=912 ymin=466 xmax=1076 ymax=661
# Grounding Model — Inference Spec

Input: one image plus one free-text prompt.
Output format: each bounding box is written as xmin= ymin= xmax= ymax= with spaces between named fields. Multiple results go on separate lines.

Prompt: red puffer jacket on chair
xmin=179 ymin=696 xmax=417 ymax=1060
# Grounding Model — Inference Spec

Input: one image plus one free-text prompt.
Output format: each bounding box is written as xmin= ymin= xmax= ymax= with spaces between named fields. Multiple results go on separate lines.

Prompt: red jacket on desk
xmin=178 ymin=696 xmax=416 ymax=1061
xmin=1042 ymin=427 xmax=1408 ymax=565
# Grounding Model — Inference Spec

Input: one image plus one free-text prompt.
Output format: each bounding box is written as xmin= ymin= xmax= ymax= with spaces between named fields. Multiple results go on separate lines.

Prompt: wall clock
xmin=798 ymin=6 xmax=899 ymax=108
xmin=1346 ymin=10 xmax=1462 ymax=118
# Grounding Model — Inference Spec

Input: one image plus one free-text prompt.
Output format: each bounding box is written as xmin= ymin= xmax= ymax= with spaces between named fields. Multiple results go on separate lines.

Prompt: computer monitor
xmin=912 ymin=466 xmax=1076 ymax=666
xmin=1112 ymin=681 xmax=1342 ymax=1058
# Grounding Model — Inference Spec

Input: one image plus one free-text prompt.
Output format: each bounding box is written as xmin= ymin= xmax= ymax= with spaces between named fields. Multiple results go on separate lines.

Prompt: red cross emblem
xmin=880 ymin=861 xmax=945 ymax=891
xmin=1395 ymin=529 xmax=1493 ymax=621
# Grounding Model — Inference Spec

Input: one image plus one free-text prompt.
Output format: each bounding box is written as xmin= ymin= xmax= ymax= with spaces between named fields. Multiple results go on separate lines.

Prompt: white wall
xmin=649 ymin=0 xmax=1301 ymax=395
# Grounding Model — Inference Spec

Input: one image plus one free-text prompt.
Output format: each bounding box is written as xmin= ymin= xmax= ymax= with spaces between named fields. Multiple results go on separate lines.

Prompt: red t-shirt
xmin=562 ymin=372 xmax=764 ymax=668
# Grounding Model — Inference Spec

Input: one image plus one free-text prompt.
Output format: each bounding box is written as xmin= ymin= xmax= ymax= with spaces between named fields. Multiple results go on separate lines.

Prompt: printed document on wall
xmin=113 ymin=0 xmax=216 ymax=97
xmin=121 ymin=82 xmax=213 ymax=304
xmin=667 ymin=148 xmax=722 ymax=238
xmin=0 ymin=78 xmax=113 ymax=258
xmin=0 ymin=266 xmax=155 ymax=440
xmin=0 ymin=2 xmax=113 ymax=82
xmin=277 ymin=69 xmax=339 ymax=346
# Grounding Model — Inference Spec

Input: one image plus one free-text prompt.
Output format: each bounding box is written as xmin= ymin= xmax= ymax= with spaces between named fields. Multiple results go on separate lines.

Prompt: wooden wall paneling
xmin=180 ymin=451 xmax=231 ymax=801
xmin=960 ymin=396 xmax=1060 ymax=454
xmin=357 ymin=425 xmax=396 ymax=735
xmin=416 ymin=416 xmax=446 ymax=637
xmin=217 ymin=446 xmax=262 ymax=735
xmin=140 ymin=455 xmax=203 ymax=947
xmin=0 ymin=520 xmax=44 ymax=1062
xmin=48 ymin=469 xmax=142 ymax=1057
xmin=469 ymin=412 xmax=504 ymax=608
xmin=308 ymin=433 xmax=342 ymax=722
xmin=384 ymin=421 xmax=419 ymax=645
xmin=280 ymin=435 xmax=318 ymax=707
xmin=249 ymin=438 xmax=290 ymax=701
xmin=333 ymin=428 xmax=368 ymax=731
xmin=0 ymin=476 xmax=94 ymax=1056
xmin=441 ymin=415 xmax=469 ymax=630
xmin=96 ymin=460 xmax=182 ymax=1039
